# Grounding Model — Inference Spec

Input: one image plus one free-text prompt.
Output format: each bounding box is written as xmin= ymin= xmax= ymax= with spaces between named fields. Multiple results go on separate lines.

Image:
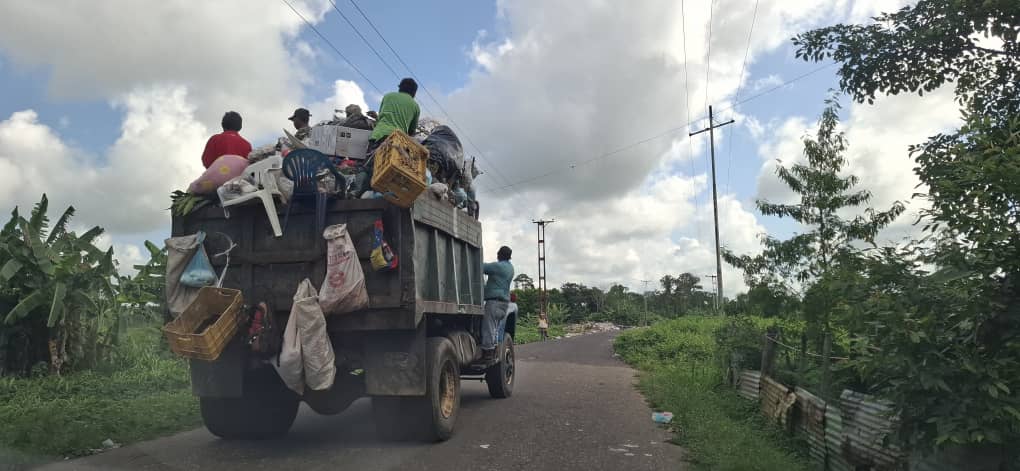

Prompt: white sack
xmin=319 ymin=224 xmax=369 ymax=315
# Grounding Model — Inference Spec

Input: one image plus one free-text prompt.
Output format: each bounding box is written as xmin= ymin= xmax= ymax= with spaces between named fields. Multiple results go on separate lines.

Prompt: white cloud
xmin=0 ymin=86 xmax=207 ymax=236
xmin=0 ymin=0 xmax=332 ymax=142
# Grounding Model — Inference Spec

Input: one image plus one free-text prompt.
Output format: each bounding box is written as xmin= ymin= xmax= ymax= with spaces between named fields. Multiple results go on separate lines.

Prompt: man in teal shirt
xmin=482 ymin=246 xmax=514 ymax=362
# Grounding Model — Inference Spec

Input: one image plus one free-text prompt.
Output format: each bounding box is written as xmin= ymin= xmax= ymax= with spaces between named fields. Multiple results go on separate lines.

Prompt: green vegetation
xmin=615 ymin=316 xmax=809 ymax=471
xmin=0 ymin=325 xmax=198 ymax=460
xmin=514 ymin=318 xmax=565 ymax=344
xmin=712 ymin=1 xmax=1020 ymax=461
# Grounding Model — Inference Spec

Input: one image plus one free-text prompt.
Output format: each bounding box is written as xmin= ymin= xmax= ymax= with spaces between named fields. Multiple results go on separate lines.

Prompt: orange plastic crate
xmin=371 ymin=130 xmax=429 ymax=208
xmin=163 ymin=287 xmax=243 ymax=361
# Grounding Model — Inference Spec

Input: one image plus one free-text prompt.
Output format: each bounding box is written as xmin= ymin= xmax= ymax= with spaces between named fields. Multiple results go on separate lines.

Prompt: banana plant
xmin=0 ymin=194 xmax=118 ymax=374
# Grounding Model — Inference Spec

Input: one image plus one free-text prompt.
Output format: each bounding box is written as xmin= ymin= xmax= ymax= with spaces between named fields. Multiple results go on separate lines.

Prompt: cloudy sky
xmin=0 ymin=0 xmax=961 ymax=296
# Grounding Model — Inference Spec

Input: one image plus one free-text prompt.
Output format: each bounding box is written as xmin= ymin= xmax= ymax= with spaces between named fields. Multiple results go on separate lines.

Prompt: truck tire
xmin=424 ymin=337 xmax=461 ymax=441
xmin=200 ymin=368 xmax=300 ymax=440
xmin=485 ymin=333 xmax=515 ymax=398
xmin=371 ymin=337 xmax=461 ymax=442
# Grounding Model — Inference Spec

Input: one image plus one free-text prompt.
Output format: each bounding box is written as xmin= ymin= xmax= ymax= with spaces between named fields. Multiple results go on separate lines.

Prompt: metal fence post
xmin=821 ymin=332 xmax=832 ymax=399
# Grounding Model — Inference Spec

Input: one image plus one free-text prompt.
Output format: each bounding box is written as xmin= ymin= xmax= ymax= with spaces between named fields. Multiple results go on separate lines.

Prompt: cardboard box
xmin=307 ymin=125 xmax=373 ymax=159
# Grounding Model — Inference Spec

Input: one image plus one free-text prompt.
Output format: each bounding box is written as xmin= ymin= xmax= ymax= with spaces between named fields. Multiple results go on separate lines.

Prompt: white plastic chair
xmin=218 ymin=155 xmax=285 ymax=237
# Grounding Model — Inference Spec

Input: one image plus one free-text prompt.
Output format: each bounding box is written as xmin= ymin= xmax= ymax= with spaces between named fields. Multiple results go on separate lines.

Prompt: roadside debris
xmin=652 ymin=412 xmax=674 ymax=424
xmin=479 ymin=444 xmax=491 ymax=449
xmin=100 ymin=439 xmax=120 ymax=449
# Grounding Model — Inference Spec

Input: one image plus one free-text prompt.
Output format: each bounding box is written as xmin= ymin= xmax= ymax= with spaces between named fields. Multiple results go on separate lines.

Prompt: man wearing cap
xmin=288 ymin=107 xmax=313 ymax=141
xmin=481 ymin=246 xmax=514 ymax=363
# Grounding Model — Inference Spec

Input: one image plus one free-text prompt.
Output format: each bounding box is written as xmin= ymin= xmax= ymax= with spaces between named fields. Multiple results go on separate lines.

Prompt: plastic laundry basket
xmin=163 ymin=287 xmax=243 ymax=361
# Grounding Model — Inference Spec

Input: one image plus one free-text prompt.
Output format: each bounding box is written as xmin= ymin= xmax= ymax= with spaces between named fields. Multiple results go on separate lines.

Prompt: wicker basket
xmin=371 ymin=130 xmax=428 ymax=208
xmin=163 ymin=287 xmax=243 ymax=361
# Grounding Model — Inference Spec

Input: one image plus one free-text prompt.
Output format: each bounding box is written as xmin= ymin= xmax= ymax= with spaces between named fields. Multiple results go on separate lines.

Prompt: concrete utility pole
xmin=690 ymin=105 xmax=734 ymax=308
xmin=639 ymin=279 xmax=652 ymax=326
xmin=533 ymin=219 xmax=554 ymax=318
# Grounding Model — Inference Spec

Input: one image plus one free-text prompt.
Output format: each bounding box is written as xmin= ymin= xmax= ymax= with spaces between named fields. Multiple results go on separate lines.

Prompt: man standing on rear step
xmin=482 ymin=246 xmax=514 ymax=364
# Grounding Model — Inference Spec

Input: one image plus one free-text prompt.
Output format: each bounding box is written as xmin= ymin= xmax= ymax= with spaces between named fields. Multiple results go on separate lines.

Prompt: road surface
xmin=38 ymin=331 xmax=685 ymax=471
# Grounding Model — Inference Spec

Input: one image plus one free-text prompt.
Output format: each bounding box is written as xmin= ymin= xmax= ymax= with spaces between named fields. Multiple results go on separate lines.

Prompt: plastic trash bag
xmin=319 ymin=224 xmax=369 ymax=315
xmin=217 ymin=176 xmax=258 ymax=202
xmin=179 ymin=233 xmax=217 ymax=288
xmin=427 ymin=183 xmax=450 ymax=200
xmin=452 ymin=187 xmax=469 ymax=207
xmin=422 ymin=125 xmax=464 ymax=184
xmin=165 ymin=232 xmax=205 ymax=319
xmin=188 ymin=155 xmax=248 ymax=194
xmin=274 ymin=279 xmax=337 ymax=394
xmin=370 ymin=219 xmax=398 ymax=271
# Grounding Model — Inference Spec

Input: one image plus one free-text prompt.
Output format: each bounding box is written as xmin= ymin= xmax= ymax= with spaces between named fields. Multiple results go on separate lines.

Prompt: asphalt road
xmin=37 ymin=331 xmax=685 ymax=471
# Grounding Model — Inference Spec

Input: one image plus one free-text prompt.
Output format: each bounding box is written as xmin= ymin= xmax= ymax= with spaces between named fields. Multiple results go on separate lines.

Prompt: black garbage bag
xmin=422 ymin=125 xmax=464 ymax=184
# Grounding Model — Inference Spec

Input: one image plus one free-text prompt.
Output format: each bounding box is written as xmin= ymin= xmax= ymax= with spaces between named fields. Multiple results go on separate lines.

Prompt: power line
xmin=346 ymin=0 xmax=522 ymax=196
xmin=704 ymin=0 xmax=715 ymax=113
xmin=280 ymin=0 xmax=383 ymax=95
xmin=480 ymin=62 xmax=833 ymax=194
xmin=681 ymin=0 xmax=704 ymax=241
xmin=325 ymin=0 xmax=403 ymax=82
xmin=725 ymin=0 xmax=760 ymax=196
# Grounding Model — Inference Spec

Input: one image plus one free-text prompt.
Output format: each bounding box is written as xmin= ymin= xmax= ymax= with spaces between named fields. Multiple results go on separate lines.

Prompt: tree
xmin=513 ymin=273 xmax=535 ymax=290
xmin=793 ymin=0 xmax=1018 ymax=118
xmin=117 ymin=240 xmax=167 ymax=321
xmin=724 ymin=95 xmax=905 ymax=332
xmin=673 ymin=273 xmax=703 ymax=314
xmin=794 ymin=1 xmax=1020 ymax=455
xmin=0 ymin=195 xmax=118 ymax=375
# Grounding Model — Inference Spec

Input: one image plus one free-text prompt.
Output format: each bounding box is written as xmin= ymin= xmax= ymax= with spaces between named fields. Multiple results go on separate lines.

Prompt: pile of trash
xmin=172 ymin=108 xmax=482 ymax=232
xmin=561 ymin=322 xmax=623 ymax=338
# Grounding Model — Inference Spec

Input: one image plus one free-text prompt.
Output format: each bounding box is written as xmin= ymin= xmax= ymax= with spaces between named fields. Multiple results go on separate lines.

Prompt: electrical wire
xmin=480 ymin=63 xmax=834 ymax=194
xmin=725 ymin=0 xmax=760 ymax=196
xmin=681 ymin=0 xmax=704 ymax=241
xmin=347 ymin=0 xmax=522 ymax=196
xmin=281 ymin=0 xmax=383 ymax=95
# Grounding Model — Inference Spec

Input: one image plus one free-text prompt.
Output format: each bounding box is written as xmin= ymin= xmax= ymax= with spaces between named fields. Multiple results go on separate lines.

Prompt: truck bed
xmin=171 ymin=195 xmax=484 ymax=331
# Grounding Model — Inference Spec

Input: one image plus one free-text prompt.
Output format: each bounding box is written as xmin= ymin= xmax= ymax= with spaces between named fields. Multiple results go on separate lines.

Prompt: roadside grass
xmin=0 ymin=324 xmax=199 ymax=462
xmin=615 ymin=316 xmax=810 ymax=471
xmin=514 ymin=319 xmax=565 ymax=344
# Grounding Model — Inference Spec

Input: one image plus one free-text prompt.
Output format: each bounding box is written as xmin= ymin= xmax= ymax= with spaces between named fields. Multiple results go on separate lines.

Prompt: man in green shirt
xmin=370 ymin=78 xmax=420 ymax=145
xmin=482 ymin=246 xmax=514 ymax=362
xmin=353 ymin=78 xmax=421 ymax=196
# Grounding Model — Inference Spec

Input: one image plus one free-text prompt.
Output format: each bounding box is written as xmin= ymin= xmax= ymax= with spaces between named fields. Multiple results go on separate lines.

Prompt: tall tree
xmin=724 ymin=95 xmax=905 ymax=330
xmin=794 ymin=1 xmax=1020 ymax=454
xmin=512 ymin=273 xmax=535 ymax=290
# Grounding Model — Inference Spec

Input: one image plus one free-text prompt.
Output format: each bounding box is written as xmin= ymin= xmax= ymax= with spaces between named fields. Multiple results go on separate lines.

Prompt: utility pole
xmin=705 ymin=274 xmax=719 ymax=311
xmin=690 ymin=105 xmax=734 ymax=308
xmin=533 ymin=219 xmax=554 ymax=318
xmin=640 ymin=279 xmax=652 ymax=326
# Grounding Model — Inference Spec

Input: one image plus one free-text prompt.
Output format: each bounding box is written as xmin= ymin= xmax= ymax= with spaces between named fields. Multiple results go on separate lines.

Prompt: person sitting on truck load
xmin=201 ymin=111 xmax=252 ymax=169
xmin=481 ymin=246 xmax=515 ymax=363
xmin=288 ymin=107 xmax=313 ymax=141
xmin=367 ymin=78 xmax=420 ymax=156
xmin=342 ymin=104 xmax=374 ymax=130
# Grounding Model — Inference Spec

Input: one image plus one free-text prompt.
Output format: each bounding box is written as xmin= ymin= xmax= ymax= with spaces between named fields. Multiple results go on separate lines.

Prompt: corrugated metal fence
xmin=732 ymin=368 xmax=906 ymax=470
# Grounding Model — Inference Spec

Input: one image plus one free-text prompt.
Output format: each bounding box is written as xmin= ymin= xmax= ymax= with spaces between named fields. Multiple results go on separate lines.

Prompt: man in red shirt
xmin=201 ymin=111 xmax=252 ymax=168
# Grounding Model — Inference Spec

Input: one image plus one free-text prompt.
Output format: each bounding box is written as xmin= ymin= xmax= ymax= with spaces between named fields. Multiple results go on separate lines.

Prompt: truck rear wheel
xmin=372 ymin=337 xmax=461 ymax=442
xmin=425 ymin=337 xmax=461 ymax=441
xmin=485 ymin=333 xmax=515 ymax=398
xmin=200 ymin=368 xmax=300 ymax=440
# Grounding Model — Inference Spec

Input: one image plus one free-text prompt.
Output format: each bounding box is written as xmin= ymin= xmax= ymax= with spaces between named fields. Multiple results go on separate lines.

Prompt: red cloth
xmin=201 ymin=131 xmax=252 ymax=168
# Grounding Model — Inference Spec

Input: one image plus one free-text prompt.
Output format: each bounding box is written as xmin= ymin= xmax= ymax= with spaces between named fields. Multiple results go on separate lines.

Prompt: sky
xmin=0 ymin=0 xmax=962 ymax=296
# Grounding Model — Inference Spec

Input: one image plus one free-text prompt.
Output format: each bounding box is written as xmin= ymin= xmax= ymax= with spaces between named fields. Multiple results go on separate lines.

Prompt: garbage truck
xmin=170 ymin=195 xmax=515 ymax=441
